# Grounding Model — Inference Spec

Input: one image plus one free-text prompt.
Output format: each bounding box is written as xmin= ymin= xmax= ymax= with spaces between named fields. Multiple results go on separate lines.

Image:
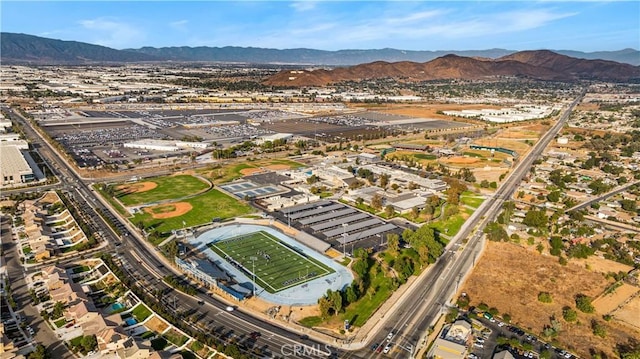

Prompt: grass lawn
xmin=299 ymin=316 xmax=324 ymax=328
xmin=94 ymin=184 xmax=128 ymax=216
xmin=132 ymin=189 xmax=253 ymax=237
xmin=460 ymin=192 xmax=485 ymax=209
xmin=164 ymin=329 xmax=188 ymax=346
xmin=69 ymin=336 xmax=84 ymax=347
xmin=54 ymin=318 xmax=67 ymax=328
xmin=428 ymin=206 xmax=473 ymax=237
xmin=340 ymin=267 xmax=394 ymax=327
xmin=72 ymin=265 xmax=90 ymax=274
xmin=413 ymin=153 xmax=437 ymax=160
xmin=116 ymin=175 xmax=209 ymax=206
xmin=139 ymin=331 xmax=155 ymax=339
xmin=209 ymin=230 xmax=334 ymax=293
xmin=22 ymin=246 xmax=32 ymax=254
xmin=131 ymin=303 xmax=152 ymax=322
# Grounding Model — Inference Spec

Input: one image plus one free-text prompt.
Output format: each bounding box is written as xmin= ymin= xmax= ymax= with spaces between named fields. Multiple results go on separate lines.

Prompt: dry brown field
xmin=472 ymin=138 xmax=531 ymax=156
xmin=593 ymin=283 xmax=639 ymax=314
xmin=145 ymin=314 xmax=170 ymax=333
xmin=461 ymin=242 xmax=638 ymax=358
xmin=612 ymin=294 xmax=640 ymax=331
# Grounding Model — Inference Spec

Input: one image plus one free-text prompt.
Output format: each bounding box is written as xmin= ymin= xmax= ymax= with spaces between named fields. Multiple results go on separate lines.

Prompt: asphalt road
xmin=352 ymin=92 xmax=585 ymax=359
xmin=3 ymin=92 xmax=582 ymax=359
xmin=1 ymin=216 xmax=75 ymax=359
xmin=6 ymin=106 xmax=349 ymax=358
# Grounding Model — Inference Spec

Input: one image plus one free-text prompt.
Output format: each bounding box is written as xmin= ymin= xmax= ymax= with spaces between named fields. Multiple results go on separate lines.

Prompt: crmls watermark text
xmin=280 ymin=343 xmax=333 ymax=357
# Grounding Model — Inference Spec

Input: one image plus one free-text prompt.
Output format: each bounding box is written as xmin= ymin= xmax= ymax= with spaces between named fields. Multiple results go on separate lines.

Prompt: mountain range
xmin=2 ymin=32 xmax=639 ymax=66
xmin=263 ymin=51 xmax=640 ymax=86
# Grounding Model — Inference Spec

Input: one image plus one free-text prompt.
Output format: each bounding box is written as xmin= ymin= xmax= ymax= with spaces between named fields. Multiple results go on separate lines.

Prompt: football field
xmin=208 ymin=231 xmax=334 ymax=293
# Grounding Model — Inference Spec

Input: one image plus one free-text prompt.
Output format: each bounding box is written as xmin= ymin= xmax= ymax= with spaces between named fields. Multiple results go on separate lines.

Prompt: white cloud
xmin=78 ymin=18 xmax=145 ymax=49
xmin=290 ymin=1 xmax=317 ymax=12
xmin=170 ymin=20 xmax=189 ymax=32
xmin=275 ymin=6 xmax=577 ymax=49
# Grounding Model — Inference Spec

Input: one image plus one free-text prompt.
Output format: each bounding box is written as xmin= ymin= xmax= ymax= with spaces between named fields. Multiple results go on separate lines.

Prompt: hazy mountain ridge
xmin=1 ymin=32 xmax=639 ymax=66
xmin=263 ymin=52 xmax=640 ymax=86
xmin=0 ymin=33 xmax=158 ymax=63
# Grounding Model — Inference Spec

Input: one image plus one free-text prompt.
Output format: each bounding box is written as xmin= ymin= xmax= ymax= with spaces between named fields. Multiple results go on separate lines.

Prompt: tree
xmin=592 ymin=320 xmax=607 ymax=338
xmin=484 ymin=222 xmax=508 ymax=242
xmin=371 ymin=193 xmax=383 ymax=210
xmin=380 ymin=173 xmax=390 ymax=189
xmin=27 ymin=345 xmax=50 ymax=359
xmin=318 ymin=297 xmax=331 ymax=318
xmin=345 ymin=286 xmax=358 ymax=304
xmin=547 ymin=191 xmax=561 ymax=203
xmin=575 ymin=294 xmax=595 ymax=313
xmin=51 ymin=301 xmax=65 ymax=319
xmin=331 ymin=290 xmax=343 ymax=315
xmin=621 ymin=199 xmax=637 ymax=212
xmin=411 ymin=206 xmax=420 ymax=219
xmin=387 ymin=233 xmax=399 ymax=254
xmin=385 ymin=205 xmax=395 ymax=218
xmin=523 ymin=209 xmax=548 ymax=229
xmin=562 ymin=306 xmax=577 ymax=322
xmin=81 ymin=335 xmax=98 ymax=353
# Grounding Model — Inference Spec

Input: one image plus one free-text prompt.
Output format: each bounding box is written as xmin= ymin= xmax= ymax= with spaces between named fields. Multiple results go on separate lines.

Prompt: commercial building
xmin=0 ymin=143 xmax=36 ymax=187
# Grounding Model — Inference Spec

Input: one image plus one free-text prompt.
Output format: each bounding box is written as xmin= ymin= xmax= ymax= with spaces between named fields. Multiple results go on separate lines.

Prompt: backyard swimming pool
xmin=109 ymin=302 xmax=125 ymax=312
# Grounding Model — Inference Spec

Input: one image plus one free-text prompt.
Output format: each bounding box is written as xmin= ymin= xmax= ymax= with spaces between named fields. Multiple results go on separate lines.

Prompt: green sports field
xmin=131 ymin=189 xmax=253 ymax=236
xmin=208 ymin=231 xmax=334 ymax=293
xmin=116 ymin=175 xmax=209 ymax=206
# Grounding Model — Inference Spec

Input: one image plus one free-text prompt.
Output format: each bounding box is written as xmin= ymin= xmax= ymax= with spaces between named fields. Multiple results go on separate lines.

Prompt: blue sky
xmin=1 ymin=1 xmax=638 ymax=51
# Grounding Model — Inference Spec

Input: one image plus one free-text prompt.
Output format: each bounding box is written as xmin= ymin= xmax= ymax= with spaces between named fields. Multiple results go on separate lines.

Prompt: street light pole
xmin=249 ymin=256 xmax=257 ymax=297
xmin=342 ymin=223 xmax=348 ymax=257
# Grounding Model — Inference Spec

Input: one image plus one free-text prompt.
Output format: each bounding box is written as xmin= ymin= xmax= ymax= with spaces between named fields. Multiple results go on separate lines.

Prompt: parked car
xmin=225 ymin=306 xmax=235 ymax=312
xmin=383 ymin=343 xmax=393 ymax=354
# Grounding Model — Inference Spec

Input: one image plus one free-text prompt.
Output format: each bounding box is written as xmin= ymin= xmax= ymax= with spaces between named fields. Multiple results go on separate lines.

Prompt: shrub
xmin=575 ymin=294 xmax=595 ymax=313
xmin=591 ymin=320 xmax=607 ymax=338
xmin=538 ymin=292 xmax=553 ymax=303
xmin=562 ymin=307 xmax=577 ymax=322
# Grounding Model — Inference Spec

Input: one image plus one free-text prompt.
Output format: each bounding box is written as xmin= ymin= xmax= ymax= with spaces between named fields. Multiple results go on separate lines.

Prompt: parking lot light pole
xmin=342 ymin=223 xmax=348 ymax=257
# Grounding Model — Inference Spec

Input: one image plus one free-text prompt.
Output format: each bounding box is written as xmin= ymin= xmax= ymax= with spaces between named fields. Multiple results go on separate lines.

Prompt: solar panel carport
xmin=310 ymin=212 xmax=370 ymax=232
xmin=282 ymin=201 xmax=331 ymax=215
xmin=287 ymin=203 xmax=343 ymax=220
xmin=337 ymin=223 xmax=397 ymax=244
xmin=298 ymin=208 xmax=356 ymax=225
xmin=323 ymin=218 xmax=383 ymax=238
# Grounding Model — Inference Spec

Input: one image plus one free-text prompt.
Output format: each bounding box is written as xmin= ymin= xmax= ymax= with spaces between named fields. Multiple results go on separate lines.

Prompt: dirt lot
xmin=472 ymin=167 xmax=509 ymax=183
xmin=472 ymin=138 xmax=532 ymax=156
xmin=144 ymin=202 xmax=193 ymax=219
xmin=612 ymin=294 xmax=640 ymax=331
xmin=461 ymin=241 xmax=638 ymax=357
xmin=116 ymin=181 xmax=158 ymax=194
xmin=593 ymin=283 xmax=639 ymax=314
xmin=145 ymin=314 xmax=170 ymax=333
xmin=368 ymin=103 xmax=502 ymax=121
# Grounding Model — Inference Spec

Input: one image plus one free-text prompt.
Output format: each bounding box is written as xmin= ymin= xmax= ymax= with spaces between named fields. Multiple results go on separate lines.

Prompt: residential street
xmin=1 ymin=215 xmax=74 ymax=359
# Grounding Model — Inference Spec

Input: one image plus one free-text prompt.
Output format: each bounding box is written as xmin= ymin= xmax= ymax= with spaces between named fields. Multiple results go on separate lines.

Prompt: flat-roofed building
xmin=0 ymin=144 xmax=35 ymax=187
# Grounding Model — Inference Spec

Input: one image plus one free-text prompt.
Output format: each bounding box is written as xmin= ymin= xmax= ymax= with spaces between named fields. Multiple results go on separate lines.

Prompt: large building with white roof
xmin=0 ymin=143 xmax=36 ymax=187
